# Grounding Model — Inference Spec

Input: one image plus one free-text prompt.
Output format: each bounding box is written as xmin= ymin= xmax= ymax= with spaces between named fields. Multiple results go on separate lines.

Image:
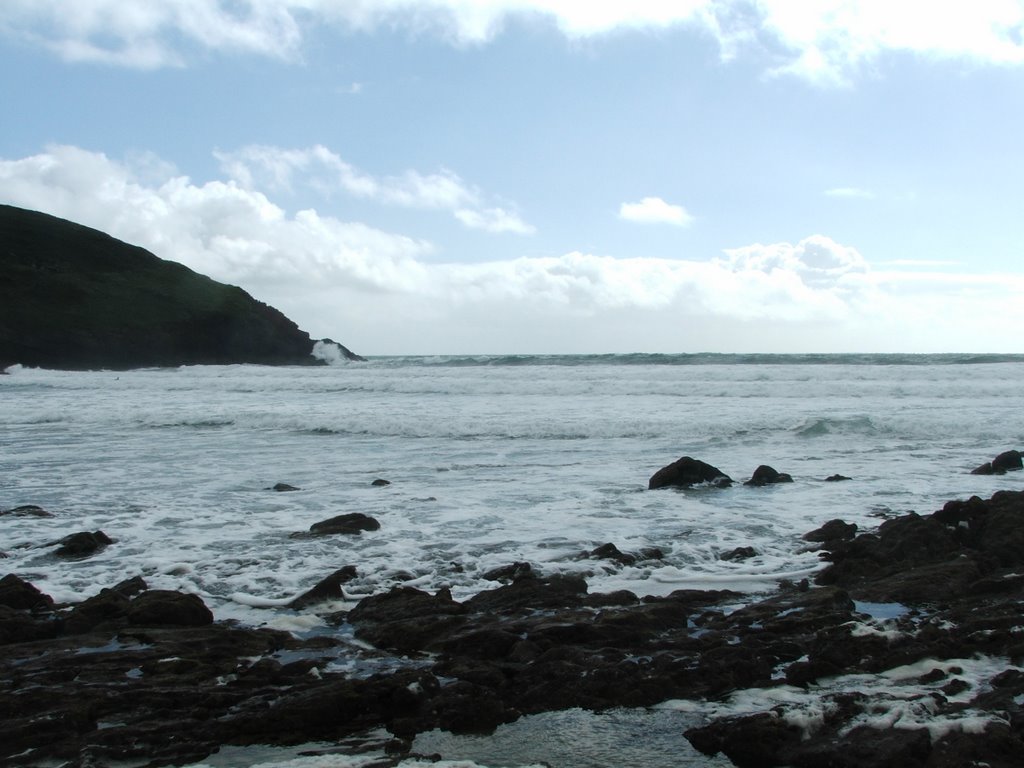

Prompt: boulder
xmin=824 ymin=474 xmax=852 ymax=482
xmin=52 ymin=530 xmax=112 ymax=559
xmin=0 ymin=574 xmax=54 ymax=611
xmin=0 ymin=504 xmax=54 ymax=517
xmin=126 ymin=590 xmax=214 ymax=627
xmin=648 ymin=457 xmax=733 ymax=490
xmin=371 ymin=478 xmax=391 ymax=487
xmin=290 ymin=566 xmax=358 ymax=609
xmin=270 ymin=482 xmax=300 ymax=492
xmin=971 ymin=449 xmax=1022 ymax=475
xmin=304 ymin=513 xmax=380 ymax=536
xmin=803 ymin=519 xmax=858 ymax=543
xmin=586 ymin=543 xmax=636 ymax=566
xmin=744 ymin=465 xmax=793 ymax=486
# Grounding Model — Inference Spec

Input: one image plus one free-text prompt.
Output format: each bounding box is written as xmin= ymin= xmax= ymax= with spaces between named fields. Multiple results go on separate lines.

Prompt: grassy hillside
xmin=0 ymin=205 xmax=336 ymax=369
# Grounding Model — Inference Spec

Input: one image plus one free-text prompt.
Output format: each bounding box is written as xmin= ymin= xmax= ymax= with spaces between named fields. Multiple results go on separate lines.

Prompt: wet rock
xmin=270 ymin=482 xmax=300 ymax=491
xmin=802 ymin=518 xmax=858 ymax=543
xmin=1 ymin=504 xmax=54 ymax=517
xmin=52 ymin=530 xmax=113 ymax=559
xmin=720 ymin=546 xmax=758 ymax=562
xmin=971 ymin=449 xmax=1022 ymax=475
xmin=348 ymin=586 xmax=467 ymax=653
xmin=824 ymin=474 xmax=852 ymax=482
xmin=686 ymin=712 xmax=803 ymax=767
xmin=648 ymin=456 xmax=733 ymax=490
xmin=301 ymin=513 xmax=381 ymax=536
xmin=744 ymin=465 xmax=793 ymax=486
xmin=371 ymin=478 xmax=391 ymax=487
xmin=0 ymin=604 xmax=59 ymax=644
xmin=127 ymin=590 xmax=214 ymax=627
xmin=586 ymin=542 xmax=636 ymax=566
xmin=291 ymin=566 xmax=359 ymax=609
xmin=464 ymin=574 xmax=589 ymax=614
xmin=0 ymin=574 xmax=54 ymax=611
xmin=481 ymin=562 xmax=534 ymax=583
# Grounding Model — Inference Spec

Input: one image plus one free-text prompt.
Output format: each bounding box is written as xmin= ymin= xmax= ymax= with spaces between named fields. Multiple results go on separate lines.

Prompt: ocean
xmin=3 ymin=354 xmax=1024 ymax=767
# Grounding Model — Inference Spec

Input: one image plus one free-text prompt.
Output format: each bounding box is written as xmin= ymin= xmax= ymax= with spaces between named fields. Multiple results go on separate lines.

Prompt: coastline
xmin=4 ymin=485 xmax=1024 ymax=768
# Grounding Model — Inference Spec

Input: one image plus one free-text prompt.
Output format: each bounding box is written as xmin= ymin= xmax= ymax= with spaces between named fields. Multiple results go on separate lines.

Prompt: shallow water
xmin=3 ymin=354 xmax=1024 ymax=767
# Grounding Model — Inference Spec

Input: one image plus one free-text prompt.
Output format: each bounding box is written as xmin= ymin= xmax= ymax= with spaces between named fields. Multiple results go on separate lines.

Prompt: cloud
xmin=214 ymin=144 xmax=533 ymax=233
xmin=619 ymin=197 xmax=694 ymax=227
xmin=825 ymin=187 xmax=874 ymax=199
xmin=2 ymin=145 xmax=1022 ymax=353
xmin=3 ymin=2 xmax=1024 ymax=83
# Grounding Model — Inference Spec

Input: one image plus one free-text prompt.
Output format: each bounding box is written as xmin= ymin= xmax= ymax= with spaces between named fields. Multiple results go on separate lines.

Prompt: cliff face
xmin=0 ymin=205 xmax=355 ymax=370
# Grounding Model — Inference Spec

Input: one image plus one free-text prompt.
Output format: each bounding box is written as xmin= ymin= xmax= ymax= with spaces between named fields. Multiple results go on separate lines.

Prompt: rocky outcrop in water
xmin=4 ymin=491 xmax=1024 ymax=767
xmin=648 ymin=456 xmax=733 ymax=489
xmin=0 ymin=204 xmax=362 ymax=370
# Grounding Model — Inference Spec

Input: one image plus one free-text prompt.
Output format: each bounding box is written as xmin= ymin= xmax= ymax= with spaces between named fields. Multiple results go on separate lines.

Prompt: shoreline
xmin=4 ymin=487 xmax=1024 ymax=767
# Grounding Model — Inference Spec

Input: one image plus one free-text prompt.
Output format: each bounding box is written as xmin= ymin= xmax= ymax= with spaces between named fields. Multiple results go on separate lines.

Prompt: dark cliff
xmin=0 ymin=205 xmax=359 ymax=370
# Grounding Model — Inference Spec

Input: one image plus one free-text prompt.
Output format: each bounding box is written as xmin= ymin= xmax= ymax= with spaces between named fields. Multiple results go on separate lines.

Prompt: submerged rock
xmin=648 ymin=456 xmax=733 ymax=489
xmin=0 ymin=504 xmax=54 ymax=517
xmin=270 ymin=482 xmax=300 ymax=492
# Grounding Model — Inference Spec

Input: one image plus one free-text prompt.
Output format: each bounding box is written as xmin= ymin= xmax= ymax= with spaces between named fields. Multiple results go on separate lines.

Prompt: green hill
xmin=0 ymin=205 xmax=361 ymax=370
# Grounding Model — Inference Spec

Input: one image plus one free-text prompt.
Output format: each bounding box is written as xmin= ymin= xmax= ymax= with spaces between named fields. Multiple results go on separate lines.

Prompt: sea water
xmin=3 ymin=354 xmax=1024 ymax=767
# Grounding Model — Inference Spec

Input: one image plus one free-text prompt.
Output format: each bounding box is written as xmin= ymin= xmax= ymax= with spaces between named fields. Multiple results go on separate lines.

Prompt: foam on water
xmin=2 ymin=358 xmax=1023 ymax=621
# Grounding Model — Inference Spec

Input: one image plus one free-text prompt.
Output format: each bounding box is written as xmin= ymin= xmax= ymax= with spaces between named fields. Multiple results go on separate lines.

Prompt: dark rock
xmin=291 ymin=566 xmax=358 ymax=609
xmin=744 ymin=465 xmax=794 ymax=486
xmin=648 ymin=456 xmax=733 ymax=490
xmin=126 ymin=590 xmax=214 ymax=627
xmin=348 ymin=586 xmax=467 ymax=653
xmin=64 ymin=589 xmax=132 ymax=634
xmin=686 ymin=712 xmax=803 ymax=767
xmin=481 ymin=562 xmax=534 ymax=583
xmin=720 ymin=546 xmax=758 ymax=561
xmin=271 ymin=482 xmax=300 ymax=492
xmin=972 ymin=449 xmax=1022 ymax=475
xmin=0 ymin=504 xmax=54 ymax=517
xmin=824 ymin=474 xmax=852 ymax=482
xmin=371 ymin=478 xmax=391 ymax=487
xmin=803 ymin=519 xmax=857 ymax=543
xmin=0 ymin=204 xmax=353 ymax=370
xmin=0 ymin=574 xmax=54 ymax=610
xmin=587 ymin=543 xmax=636 ymax=566
xmin=0 ymin=604 xmax=59 ymax=644
xmin=464 ymin=574 xmax=588 ymax=614
xmin=52 ymin=530 xmax=113 ymax=559
xmin=305 ymin=513 xmax=381 ymax=536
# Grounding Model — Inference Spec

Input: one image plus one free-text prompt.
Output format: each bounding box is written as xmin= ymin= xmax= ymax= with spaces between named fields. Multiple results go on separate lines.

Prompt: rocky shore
xmin=4 ymin=469 xmax=1024 ymax=767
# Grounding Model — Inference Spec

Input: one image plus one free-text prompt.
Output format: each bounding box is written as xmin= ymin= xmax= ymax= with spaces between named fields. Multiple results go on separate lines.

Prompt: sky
xmin=1 ymin=1 xmax=1023 ymax=355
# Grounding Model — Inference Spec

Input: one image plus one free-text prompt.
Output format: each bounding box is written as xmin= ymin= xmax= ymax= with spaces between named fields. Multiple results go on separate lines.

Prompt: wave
xmin=361 ymin=353 xmax=1024 ymax=368
xmin=793 ymin=415 xmax=882 ymax=438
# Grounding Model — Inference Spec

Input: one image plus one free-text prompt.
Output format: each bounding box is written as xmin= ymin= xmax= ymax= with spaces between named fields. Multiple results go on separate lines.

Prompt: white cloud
xmin=2 ymin=145 xmax=1023 ymax=354
xmin=619 ymin=197 xmax=694 ymax=227
xmin=214 ymin=144 xmax=533 ymax=233
xmin=825 ymin=187 xmax=874 ymax=199
xmin=3 ymin=1 xmax=1024 ymax=82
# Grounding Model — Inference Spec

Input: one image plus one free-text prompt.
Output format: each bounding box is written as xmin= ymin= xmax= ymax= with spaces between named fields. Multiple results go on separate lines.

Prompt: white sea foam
xmin=2 ymin=359 xmax=1022 ymax=623
xmin=659 ymin=655 xmax=1023 ymax=743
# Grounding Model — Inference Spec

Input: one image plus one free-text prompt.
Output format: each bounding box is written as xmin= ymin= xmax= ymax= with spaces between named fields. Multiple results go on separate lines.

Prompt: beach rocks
xmin=648 ymin=456 xmax=733 ymax=489
xmin=743 ymin=465 xmax=793 ymax=486
xmin=51 ymin=530 xmax=112 ymax=558
xmin=297 ymin=512 xmax=381 ymax=537
xmin=6 ymin=490 xmax=1024 ymax=768
xmin=290 ymin=565 xmax=359 ymax=609
xmin=0 ymin=504 xmax=54 ymax=517
xmin=971 ymin=449 xmax=1023 ymax=475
